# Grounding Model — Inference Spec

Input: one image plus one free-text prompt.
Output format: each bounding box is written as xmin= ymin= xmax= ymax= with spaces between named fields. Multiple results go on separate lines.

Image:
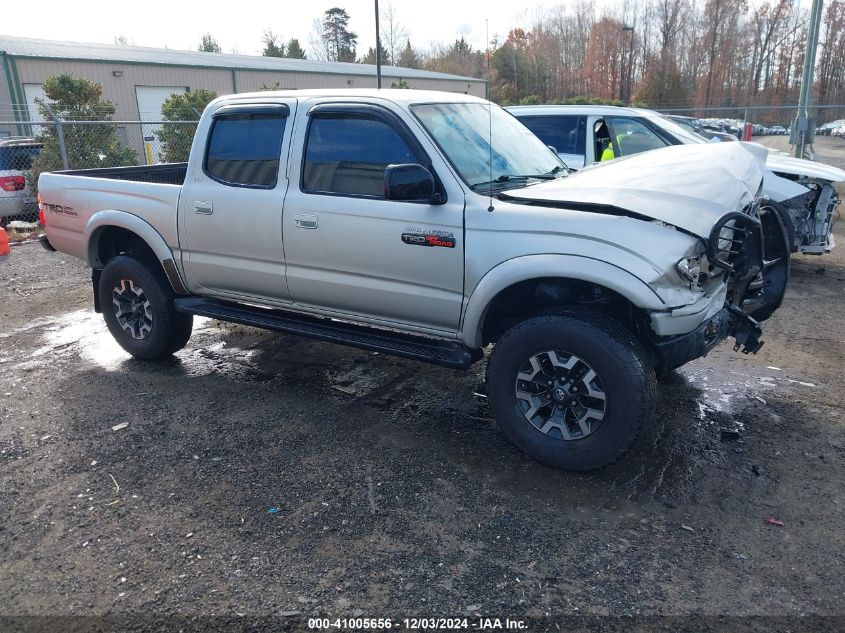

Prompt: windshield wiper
xmin=470 ymin=173 xmax=557 ymax=191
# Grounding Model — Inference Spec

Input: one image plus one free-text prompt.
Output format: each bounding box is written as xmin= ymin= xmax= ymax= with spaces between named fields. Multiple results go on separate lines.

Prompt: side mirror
xmin=547 ymin=145 xmax=558 ymax=155
xmin=384 ymin=163 xmax=442 ymax=204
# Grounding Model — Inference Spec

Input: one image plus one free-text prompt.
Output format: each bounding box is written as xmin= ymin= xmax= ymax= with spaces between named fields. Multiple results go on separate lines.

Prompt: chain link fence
xmin=1 ymin=107 xmax=198 ymax=237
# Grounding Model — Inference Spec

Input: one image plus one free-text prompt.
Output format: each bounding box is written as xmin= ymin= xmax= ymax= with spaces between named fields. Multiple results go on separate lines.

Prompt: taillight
xmin=0 ymin=175 xmax=25 ymax=192
xmin=38 ymin=193 xmax=46 ymax=225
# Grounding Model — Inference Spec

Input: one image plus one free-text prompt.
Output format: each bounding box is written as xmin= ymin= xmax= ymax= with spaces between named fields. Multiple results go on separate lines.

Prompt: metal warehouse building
xmin=0 ymin=35 xmax=486 ymax=160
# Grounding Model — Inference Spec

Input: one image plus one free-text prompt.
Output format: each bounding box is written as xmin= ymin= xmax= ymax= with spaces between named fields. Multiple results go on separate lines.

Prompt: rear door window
xmin=204 ymin=108 xmax=288 ymax=188
xmin=517 ymin=115 xmax=587 ymax=156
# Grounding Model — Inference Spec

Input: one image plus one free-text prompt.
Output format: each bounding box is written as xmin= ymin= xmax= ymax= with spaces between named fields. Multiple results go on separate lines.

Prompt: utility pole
xmin=621 ymin=26 xmax=634 ymax=105
xmin=793 ymin=0 xmax=824 ymax=158
xmin=375 ymin=0 xmax=382 ymax=88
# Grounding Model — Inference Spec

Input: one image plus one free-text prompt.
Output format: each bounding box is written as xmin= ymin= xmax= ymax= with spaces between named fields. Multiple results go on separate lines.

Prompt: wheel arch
xmin=461 ymin=255 xmax=665 ymax=349
xmin=84 ymin=210 xmax=187 ymax=294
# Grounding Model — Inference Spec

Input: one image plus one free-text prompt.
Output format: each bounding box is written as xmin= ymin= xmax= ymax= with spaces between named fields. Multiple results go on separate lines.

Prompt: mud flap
xmin=92 ymin=268 xmax=102 ymax=314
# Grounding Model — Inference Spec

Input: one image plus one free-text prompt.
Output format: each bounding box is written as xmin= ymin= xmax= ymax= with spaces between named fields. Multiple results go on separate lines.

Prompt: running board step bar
xmin=174 ymin=297 xmax=481 ymax=370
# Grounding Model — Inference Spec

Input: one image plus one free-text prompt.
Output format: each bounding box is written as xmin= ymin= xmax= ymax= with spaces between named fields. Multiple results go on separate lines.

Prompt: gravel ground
xmin=1 ymin=141 xmax=844 ymax=631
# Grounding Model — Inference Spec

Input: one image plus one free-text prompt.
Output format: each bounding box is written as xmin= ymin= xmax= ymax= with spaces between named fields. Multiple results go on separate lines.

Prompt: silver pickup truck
xmin=38 ymin=89 xmax=789 ymax=471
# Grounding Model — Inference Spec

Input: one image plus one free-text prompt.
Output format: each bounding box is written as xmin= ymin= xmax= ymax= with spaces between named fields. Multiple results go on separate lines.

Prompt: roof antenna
xmin=486 ymin=18 xmax=494 ymax=213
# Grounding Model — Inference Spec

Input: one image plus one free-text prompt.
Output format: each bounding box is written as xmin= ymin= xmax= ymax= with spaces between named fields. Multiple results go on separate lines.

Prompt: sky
xmin=8 ymin=0 xmax=557 ymax=58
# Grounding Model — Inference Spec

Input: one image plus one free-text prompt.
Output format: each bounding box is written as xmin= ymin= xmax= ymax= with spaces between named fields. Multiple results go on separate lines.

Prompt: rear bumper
xmin=653 ymin=304 xmax=763 ymax=372
xmin=0 ymin=196 xmax=37 ymax=219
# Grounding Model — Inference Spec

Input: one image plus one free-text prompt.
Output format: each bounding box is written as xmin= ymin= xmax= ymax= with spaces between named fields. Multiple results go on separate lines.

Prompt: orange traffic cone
xmin=0 ymin=228 xmax=10 ymax=257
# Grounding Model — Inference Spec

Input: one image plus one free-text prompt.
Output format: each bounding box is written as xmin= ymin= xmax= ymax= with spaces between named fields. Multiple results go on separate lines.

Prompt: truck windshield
xmin=412 ymin=103 xmax=564 ymax=191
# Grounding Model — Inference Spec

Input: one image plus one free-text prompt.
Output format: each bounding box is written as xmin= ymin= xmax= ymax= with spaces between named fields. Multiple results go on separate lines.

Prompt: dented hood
xmin=503 ymin=142 xmax=768 ymax=239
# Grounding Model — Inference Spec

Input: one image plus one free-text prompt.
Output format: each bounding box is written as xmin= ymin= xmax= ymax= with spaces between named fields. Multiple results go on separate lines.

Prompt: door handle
xmin=294 ymin=214 xmax=318 ymax=229
xmin=193 ymin=201 xmax=213 ymax=215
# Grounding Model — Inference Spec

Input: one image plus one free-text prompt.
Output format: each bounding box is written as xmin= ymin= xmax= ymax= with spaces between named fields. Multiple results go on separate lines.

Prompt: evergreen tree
xmin=315 ymin=8 xmax=357 ymax=62
xmin=285 ymin=38 xmax=306 ymax=59
xmin=157 ymin=89 xmax=217 ymax=162
xmin=360 ymin=43 xmax=390 ymax=65
xmin=397 ymin=40 xmax=420 ymax=68
xmin=198 ymin=33 xmax=222 ymax=53
xmin=29 ymin=74 xmax=136 ymax=185
xmin=262 ymin=30 xmax=285 ymax=57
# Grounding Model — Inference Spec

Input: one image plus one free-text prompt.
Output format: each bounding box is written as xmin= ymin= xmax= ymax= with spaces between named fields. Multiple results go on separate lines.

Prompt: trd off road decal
xmin=42 ymin=202 xmax=78 ymax=217
xmin=401 ymin=228 xmax=456 ymax=248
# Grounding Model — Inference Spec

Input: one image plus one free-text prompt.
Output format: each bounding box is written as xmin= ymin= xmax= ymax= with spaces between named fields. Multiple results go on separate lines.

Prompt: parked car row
xmin=815 ymin=120 xmax=845 ymax=136
xmin=667 ymin=115 xmax=738 ymax=142
xmin=760 ymin=124 xmax=788 ymax=136
xmin=508 ymin=104 xmax=843 ymax=255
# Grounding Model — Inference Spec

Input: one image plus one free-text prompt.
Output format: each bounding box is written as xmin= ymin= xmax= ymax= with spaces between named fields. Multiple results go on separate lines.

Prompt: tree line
xmin=196 ymin=2 xmax=845 ymax=124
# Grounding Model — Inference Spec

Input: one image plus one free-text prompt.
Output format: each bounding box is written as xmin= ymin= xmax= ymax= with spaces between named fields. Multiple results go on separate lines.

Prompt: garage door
xmin=22 ymin=84 xmax=48 ymax=136
xmin=135 ymin=86 xmax=187 ymax=164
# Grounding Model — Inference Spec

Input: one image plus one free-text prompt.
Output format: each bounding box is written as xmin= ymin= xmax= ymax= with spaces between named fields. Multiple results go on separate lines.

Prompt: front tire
xmin=99 ymin=254 xmax=193 ymax=360
xmin=486 ymin=310 xmax=656 ymax=471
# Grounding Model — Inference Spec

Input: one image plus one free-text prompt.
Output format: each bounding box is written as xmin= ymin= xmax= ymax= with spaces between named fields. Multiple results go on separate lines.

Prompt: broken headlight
xmin=676 ymin=256 xmax=703 ymax=289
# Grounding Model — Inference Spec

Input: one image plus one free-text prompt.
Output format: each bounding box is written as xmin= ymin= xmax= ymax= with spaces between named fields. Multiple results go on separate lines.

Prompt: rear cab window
xmin=204 ymin=105 xmax=289 ymax=188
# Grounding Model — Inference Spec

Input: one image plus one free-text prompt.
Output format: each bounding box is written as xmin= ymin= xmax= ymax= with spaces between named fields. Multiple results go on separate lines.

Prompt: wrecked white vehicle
xmin=37 ymin=91 xmax=788 ymax=471
xmin=509 ymin=104 xmax=844 ymax=254
xmin=761 ymin=152 xmax=844 ymax=254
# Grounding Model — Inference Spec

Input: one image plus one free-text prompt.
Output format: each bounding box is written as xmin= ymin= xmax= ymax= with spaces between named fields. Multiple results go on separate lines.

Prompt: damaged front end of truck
xmin=652 ymin=197 xmax=790 ymax=371
xmin=499 ymin=142 xmax=791 ymax=373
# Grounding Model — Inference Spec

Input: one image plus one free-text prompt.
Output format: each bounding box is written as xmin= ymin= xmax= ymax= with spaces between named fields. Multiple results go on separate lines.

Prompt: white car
xmin=508 ymin=105 xmax=845 ymax=254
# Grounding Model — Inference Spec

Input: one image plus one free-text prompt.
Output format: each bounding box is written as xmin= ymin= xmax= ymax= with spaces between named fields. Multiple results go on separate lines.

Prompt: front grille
xmin=707 ymin=202 xmax=764 ymax=307
xmin=707 ymin=204 xmax=762 ymax=274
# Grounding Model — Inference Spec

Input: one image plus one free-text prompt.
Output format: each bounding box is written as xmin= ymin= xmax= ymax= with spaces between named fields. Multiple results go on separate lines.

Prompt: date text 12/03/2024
xmin=307 ymin=617 xmax=528 ymax=630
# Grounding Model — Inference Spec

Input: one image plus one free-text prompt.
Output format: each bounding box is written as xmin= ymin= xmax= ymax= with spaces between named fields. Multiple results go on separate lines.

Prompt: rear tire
xmin=486 ymin=309 xmax=656 ymax=471
xmin=99 ymin=254 xmax=193 ymax=360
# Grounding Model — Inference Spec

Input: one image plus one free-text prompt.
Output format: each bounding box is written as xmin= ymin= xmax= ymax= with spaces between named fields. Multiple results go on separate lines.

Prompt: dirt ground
xmin=1 ymin=137 xmax=844 ymax=630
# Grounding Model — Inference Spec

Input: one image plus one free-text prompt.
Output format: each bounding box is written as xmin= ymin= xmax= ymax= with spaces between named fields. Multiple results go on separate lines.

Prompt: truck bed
xmin=59 ymin=163 xmax=188 ymax=186
xmin=39 ymin=164 xmax=186 ymax=263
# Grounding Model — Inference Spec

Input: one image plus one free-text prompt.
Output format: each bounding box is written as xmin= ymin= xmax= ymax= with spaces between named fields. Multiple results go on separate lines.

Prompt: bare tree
xmin=381 ymin=2 xmax=408 ymax=66
xmin=309 ymin=18 xmax=332 ymax=61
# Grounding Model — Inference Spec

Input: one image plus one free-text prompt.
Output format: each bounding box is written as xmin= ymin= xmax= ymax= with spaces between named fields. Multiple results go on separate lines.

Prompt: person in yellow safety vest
xmin=600 ymin=132 xmax=631 ymax=161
